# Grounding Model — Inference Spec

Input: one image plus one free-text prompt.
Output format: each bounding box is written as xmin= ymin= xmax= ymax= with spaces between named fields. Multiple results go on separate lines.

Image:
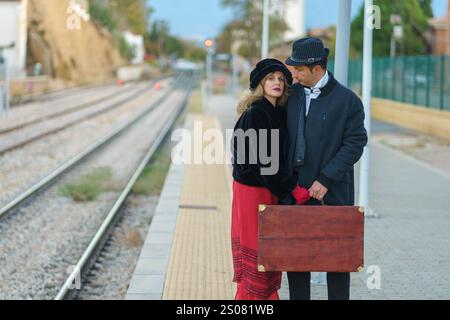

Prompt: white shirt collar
xmin=313 ymin=71 xmax=329 ymax=90
xmin=304 ymin=71 xmax=329 ymax=98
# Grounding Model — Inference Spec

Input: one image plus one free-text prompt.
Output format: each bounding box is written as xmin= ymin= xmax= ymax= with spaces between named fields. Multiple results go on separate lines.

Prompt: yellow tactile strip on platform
xmin=162 ymin=114 xmax=235 ymax=300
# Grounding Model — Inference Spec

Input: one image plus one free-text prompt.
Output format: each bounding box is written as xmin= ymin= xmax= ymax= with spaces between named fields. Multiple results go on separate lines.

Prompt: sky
xmin=149 ymin=0 xmax=448 ymax=41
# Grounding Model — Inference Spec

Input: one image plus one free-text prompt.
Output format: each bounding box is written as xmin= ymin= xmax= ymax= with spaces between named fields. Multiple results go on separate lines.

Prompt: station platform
xmin=127 ymin=94 xmax=450 ymax=300
xmin=126 ymin=113 xmax=235 ymax=300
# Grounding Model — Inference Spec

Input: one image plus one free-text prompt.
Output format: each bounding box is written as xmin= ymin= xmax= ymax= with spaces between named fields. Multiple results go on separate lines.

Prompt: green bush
xmin=89 ymin=2 xmax=141 ymax=62
xmin=59 ymin=167 xmax=113 ymax=202
xmin=132 ymin=145 xmax=171 ymax=195
xmin=113 ymin=31 xmax=136 ymax=61
xmin=89 ymin=2 xmax=117 ymax=32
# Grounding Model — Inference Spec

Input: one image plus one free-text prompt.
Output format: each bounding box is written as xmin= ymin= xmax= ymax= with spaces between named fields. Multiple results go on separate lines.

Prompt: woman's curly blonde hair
xmin=236 ymin=72 xmax=291 ymax=116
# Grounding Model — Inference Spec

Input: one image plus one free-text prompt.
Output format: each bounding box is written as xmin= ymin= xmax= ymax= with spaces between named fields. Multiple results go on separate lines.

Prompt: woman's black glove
xmin=278 ymin=194 xmax=296 ymax=205
xmin=278 ymin=186 xmax=311 ymax=205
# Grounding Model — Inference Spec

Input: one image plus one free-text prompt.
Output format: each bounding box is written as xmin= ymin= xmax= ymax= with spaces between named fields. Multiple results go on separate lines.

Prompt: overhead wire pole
xmin=204 ymin=39 xmax=214 ymax=112
xmin=262 ymin=0 xmax=270 ymax=59
xmin=312 ymin=0 xmax=353 ymax=287
xmin=0 ymin=42 xmax=14 ymax=118
xmin=334 ymin=0 xmax=352 ymax=86
xmin=207 ymin=50 xmax=213 ymax=96
xmin=359 ymin=0 xmax=376 ymax=217
xmin=231 ymin=53 xmax=238 ymax=95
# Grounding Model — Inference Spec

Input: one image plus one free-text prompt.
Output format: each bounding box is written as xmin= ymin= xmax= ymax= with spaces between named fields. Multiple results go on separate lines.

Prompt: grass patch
xmin=176 ymin=85 xmax=201 ymax=127
xmin=59 ymin=167 xmax=113 ymax=202
xmin=116 ymin=225 xmax=143 ymax=248
xmin=132 ymin=141 xmax=172 ymax=196
xmin=132 ymin=86 xmax=199 ymax=196
xmin=186 ymin=87 xmax=202 ymax=114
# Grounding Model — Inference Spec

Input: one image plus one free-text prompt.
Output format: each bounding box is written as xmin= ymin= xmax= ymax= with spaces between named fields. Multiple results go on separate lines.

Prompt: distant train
xmin=173 ymin=59 xmax=200 ymax=72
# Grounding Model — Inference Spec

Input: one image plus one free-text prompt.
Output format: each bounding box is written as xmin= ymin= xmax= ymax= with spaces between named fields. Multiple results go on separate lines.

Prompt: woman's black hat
xmin=249 ymin=58 xmax=293 ymax=90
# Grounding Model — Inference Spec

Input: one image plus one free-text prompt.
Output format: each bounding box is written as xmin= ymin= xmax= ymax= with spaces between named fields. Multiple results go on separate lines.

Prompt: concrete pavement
xmin=127 ymin=93 xmax=450 ymax=300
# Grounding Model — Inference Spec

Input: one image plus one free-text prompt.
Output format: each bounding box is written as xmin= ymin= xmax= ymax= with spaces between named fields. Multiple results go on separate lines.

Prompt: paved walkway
xmin=162 ymin=114 xmax=235 ymax=300
xmin=208 ymin=94 xmax=450 ymax=300
xmin=127 ymin=114 xmax=235 ymax=300
xmin=127 ymin=94 xmax=450 ymax=300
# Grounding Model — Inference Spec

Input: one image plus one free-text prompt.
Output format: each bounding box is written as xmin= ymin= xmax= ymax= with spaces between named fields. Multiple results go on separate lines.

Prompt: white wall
xmin=123 ymin=31 xmax=145 ymax=65
xmin=0 ymin=0 xmax=28 ymax=78
xmin=283 ymin=0 xmax=305 ymax=42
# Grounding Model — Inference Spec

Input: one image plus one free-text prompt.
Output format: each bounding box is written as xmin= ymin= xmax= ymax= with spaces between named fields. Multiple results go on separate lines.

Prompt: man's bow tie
xmin=304 ymin=87 xmax=321 ymax=96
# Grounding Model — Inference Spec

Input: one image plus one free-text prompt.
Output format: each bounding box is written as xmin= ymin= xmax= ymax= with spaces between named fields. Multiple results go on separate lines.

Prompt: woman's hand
xmin=292 ymin=185 xmax=310 ymax=205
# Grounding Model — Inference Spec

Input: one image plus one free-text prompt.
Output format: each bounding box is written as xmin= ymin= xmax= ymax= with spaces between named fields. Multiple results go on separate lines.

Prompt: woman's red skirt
xmin=231 ymin=180 xmax=282 ymax=300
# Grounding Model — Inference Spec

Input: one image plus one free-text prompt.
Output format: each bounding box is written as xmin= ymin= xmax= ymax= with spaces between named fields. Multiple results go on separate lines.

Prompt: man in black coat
xmin=283 ymin=37 xmax=368 ymax=300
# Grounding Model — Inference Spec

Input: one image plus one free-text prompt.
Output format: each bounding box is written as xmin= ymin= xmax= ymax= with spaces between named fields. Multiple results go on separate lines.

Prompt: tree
xmin=144 ymin=19 xmax=206 ymax=62
xmin=351 ymin=0 xmax=432 ymax=57
xmin=218 ymin=0 xmax=289 ymax=60
xmin=110 ymin=0 xmax=152 ymax=35
xmin=419 ymin=0 xmax=434 ymax=18
xmin=215 ymin=22 xmax=235 ymax=54
xmin=89 ymin=1 xmax=148 ymax=60
xmin=89 ymin=1 xmax=117 ymax=32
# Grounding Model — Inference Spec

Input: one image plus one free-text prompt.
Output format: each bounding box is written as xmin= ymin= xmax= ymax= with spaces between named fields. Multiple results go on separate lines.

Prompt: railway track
xmin=0 ymin=71 xmax=198 ymax=300
xmin=11 ymin=79 xmax=149 ymax=107
xmin=1 ymin=83 xmax=138 ymax=135
xmin=10 ymin=81 xmax=116 ymax=107
xmin=0 ymin=78 xmax=173 ymax=156
xmin=1 ymin=75 xmax=173 ymax=136
xmin=0 ymin=73 xmax=184 ymax=221
xmin=57 ymin=77 xmax=197 ymax=299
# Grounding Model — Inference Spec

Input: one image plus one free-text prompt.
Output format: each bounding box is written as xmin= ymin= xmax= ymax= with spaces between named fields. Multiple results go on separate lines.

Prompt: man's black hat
xmin=285 ymin=37 xmax=330 ymax=66
xmin=249 ymin=58 xmax=293 ymax=90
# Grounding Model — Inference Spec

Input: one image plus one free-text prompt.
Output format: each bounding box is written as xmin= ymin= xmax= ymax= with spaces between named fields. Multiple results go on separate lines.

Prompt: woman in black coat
xmin=231 ymin=59 xmax=310 ymax=300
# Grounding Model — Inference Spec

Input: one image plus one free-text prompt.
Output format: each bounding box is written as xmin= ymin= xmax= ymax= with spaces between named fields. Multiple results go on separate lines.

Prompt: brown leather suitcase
xmin=257 ymin=205 xmax=364 ymax=273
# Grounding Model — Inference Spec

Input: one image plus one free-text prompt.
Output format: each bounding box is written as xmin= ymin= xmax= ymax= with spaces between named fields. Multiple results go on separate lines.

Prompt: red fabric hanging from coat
xmin=231 ymin=181 xmax=281 ymax=300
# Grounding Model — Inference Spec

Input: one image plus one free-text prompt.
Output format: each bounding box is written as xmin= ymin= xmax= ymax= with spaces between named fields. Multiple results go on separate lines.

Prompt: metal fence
xmin=328 ymin=55 xmax=450 ymax=111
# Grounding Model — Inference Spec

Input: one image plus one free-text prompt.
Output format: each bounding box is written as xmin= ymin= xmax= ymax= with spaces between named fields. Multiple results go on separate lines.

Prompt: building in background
xmin=0 ymin=0 xmax=28 ymax=78
xmin=428 ymin=1 xmax=449 ymax=55
xmin=272 ymin=0 xmax=306 ymax=42
xmin=283 ymin=0 xmax=305 ymax=42
xmin=123 ymin=31 xmax=145 ymax=65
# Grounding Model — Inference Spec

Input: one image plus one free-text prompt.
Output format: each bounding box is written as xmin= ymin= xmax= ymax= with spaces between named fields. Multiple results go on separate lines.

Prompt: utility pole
xmin=204 ymin=39 xmax=215 ymax=112
xmin=334 ymin=0 xmax=352 ymax=86
xmin=262 ymin=0 xmax=270 ymax=59
xmin=390 ymin=15 xmax=403 ymax=58
xmin=359 ymin=0 xmax=377 ymax=218
xmin=312 ymin=0 xmax=353 ymax=287
xmin=231 ymin=53 xmax=238 ymax=96
xmin=0 ymin=42 xmax=15 ymax=117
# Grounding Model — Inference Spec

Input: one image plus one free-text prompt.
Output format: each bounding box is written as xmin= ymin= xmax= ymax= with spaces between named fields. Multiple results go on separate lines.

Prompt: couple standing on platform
xmin=231 ymin=37 xmax=368 ymax=300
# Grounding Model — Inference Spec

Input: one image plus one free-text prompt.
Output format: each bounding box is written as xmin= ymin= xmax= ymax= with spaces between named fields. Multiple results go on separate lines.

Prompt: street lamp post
xmin=359 ymin=0 xmax=377 ymax=218
xmin=231 ymin=53 xmax=238 ymax=95
xmin=311 ymin=0 xmax=353 ymax=287
xmin=0 ymin=42 xmax=15 ymax=118
xmin=262 ymin=0 xmax=270 ymax=59
xmin=390 ymin=15 xmax=403 ymax=58
xmin=261 ymin=0 xmax=287 ymax=59
xmin=204 ymin=39 xmax=215 ymax=112
xmin=334 ymin=0 xmax=352 ymax=86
